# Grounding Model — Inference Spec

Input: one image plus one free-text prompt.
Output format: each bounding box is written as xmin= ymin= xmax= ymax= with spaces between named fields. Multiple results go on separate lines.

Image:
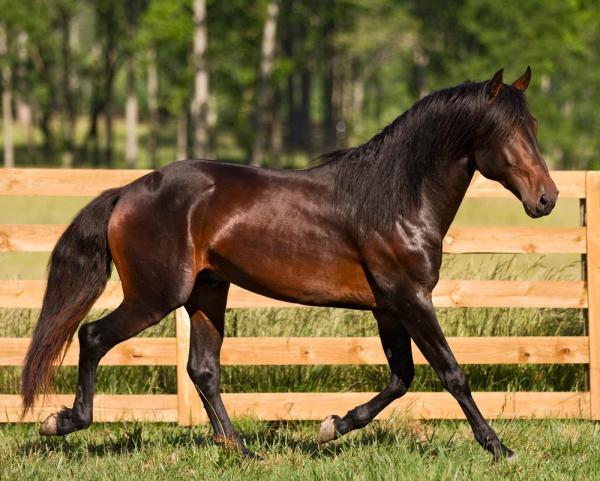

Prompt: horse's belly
xmin=208 ymin=246 xmax=375 ymax=309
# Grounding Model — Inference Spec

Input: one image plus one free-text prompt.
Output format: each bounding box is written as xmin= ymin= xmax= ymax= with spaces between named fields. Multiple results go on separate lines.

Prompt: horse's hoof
xmin=316 ymin=416 xmax=338 ymax=444
xmin=494 ymin=447 xmax=518 ymax=464
xmin=39 ymin=413 xmax=59 ymax=436
xmin=242 ymin=447 xmax=263 ymax=461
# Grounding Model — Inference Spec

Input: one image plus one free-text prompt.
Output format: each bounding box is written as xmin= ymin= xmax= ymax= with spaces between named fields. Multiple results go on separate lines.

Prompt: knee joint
xmin=389 ymin=365 xmax=414 ymax=397
xmin=187 ymin=363 xmax=217 ymax=391
xmin=442 ymin=368 xmax=468 ymax=393
xmin=77 ymin=323 xmax=105 ymax=358
xmin=389 ymin=377 xmax=411 ymax=397
xmin=77 ymin=323 xmax=94 ymax=345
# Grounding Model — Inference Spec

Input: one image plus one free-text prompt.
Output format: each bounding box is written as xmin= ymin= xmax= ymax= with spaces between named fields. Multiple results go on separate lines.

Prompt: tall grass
xmin=0 ymin=254 xmax=586 ymax=397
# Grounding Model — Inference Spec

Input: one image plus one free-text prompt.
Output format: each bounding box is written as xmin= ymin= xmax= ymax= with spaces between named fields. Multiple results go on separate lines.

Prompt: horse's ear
xmin=512 ymin=66 xmax=531 ymax=92
xmin=487 ymin=69 xmax=504 ymax=102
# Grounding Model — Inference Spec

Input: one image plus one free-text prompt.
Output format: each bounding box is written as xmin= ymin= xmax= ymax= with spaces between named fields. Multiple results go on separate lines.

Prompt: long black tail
xmin=22 ymin=187 xmax=122 ymax=414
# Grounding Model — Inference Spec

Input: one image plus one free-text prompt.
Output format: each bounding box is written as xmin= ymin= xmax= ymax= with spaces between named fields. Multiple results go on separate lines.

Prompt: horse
xmin=22 ymin=67 xmax=557 ymax=461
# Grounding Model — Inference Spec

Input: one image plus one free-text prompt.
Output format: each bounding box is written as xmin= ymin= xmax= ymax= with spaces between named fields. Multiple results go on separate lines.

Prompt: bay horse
xmin=22 ymin=67 xmax=557 ymax=461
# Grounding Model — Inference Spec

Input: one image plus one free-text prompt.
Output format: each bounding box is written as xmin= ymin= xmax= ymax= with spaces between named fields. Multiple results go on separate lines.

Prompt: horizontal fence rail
xmin=0 ymin=168 xmax=597 ymax=424
xmin=0 ymin=224 xmax=588 ymax=254
xmin=0 ymin=279 xmax=588 ymax=309
xmin=0 ymin=169 xmax=587 ymax=198
xmin=0 ymin=336 xmax=590 ymax=366
xmin=0 ymin=392 xmax=590 ymax=424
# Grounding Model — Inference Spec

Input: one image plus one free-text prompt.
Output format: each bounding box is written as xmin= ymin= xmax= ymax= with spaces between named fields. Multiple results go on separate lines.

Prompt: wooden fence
xmin=0 ymin=168 xmax=598 ymax=424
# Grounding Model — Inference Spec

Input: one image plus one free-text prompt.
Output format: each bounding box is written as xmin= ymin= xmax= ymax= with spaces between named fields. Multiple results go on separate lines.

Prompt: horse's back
xmin=108 ymin=160 xmax=375 ymax=309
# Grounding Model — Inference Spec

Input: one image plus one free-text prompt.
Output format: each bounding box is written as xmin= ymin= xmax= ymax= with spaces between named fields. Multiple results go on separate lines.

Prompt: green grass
xmin=0 ymin=180 xmax=593 ymax=479
xmin=2 ymin=419 xmax=600 ymax=480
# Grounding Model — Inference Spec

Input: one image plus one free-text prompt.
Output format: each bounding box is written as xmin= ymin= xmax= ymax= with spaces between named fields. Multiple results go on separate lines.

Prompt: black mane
xmin=319 ymin=80 xmax=529 ymax=236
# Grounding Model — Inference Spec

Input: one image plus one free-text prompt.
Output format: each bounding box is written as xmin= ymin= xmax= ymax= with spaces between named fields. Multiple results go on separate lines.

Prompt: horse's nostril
xmin=539 ymin=193 xmax=548 ymax=206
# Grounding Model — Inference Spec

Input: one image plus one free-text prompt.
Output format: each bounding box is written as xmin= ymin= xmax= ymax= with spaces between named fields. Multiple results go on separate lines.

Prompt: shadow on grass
xmin=14 ymin=419 xmax=463 ymax=464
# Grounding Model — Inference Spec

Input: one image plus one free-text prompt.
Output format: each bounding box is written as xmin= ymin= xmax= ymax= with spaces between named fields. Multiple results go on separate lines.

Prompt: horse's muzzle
xmin=524 ymin=187 xmax=558 ymax=218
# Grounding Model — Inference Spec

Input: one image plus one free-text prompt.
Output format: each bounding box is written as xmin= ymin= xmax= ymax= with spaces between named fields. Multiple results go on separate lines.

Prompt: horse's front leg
xmin=395 ymin=291 xmax=516 ymax=462
xmin=317 ymin=310 xmax=414 ymax=443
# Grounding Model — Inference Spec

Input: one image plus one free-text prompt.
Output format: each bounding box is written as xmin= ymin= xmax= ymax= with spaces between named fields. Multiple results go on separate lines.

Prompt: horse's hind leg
xmin=184 ymin=278 xmax=257 ymax=457
xmin=317 ymin=310 xmax=414 ymax=443
xmin=39 ymin=301 xmax=171 ymax=436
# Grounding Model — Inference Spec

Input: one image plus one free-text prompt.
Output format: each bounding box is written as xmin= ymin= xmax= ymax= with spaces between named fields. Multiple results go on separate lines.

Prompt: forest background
xmin=0 ymin=0 xmax=598 ymax=171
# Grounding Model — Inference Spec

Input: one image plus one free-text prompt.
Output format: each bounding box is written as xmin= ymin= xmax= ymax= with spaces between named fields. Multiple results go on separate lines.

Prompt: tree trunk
xmin=60 ymin=8 xmax=76 ymax=167
xmin=125 ymin=1 xmax=140 ymax=168
xmin=332 ymin=64 xmax=346 ymax=148
xmin=70 ymin=13 xmax=80 ymax=91
xmin=176 ymin=109 xmax=188 ymax=160
xmin=16 ymin=32 xmax=34 ymax=161
xmin=86 ymin=44 xmax=102 ymax=166
xmin=103 ymin=45 xmax=117 ymax=167
xmin=87 ymin=94 xmax=102 ymax=165
xmin=286 ymin=74 xmax=302 ymax=153
xmin=250 ymin=0 xmax=279 ymax=166
xmin=105 ymin=88 xmax=113 ymax=166
xmin=270 ymin=88 xmax=283 ymax=161
xmin=411 ymin=44 xmax=429 ymax=99
xmin=147 ymin=48 xmax=159 ymax=168
xmin=352 ymin=78 xmax=365 ymax=121
xmin=322 ymin=14 xmax=336 ymax=151
xmin=299 ymin=68 xmax=311 ymax=153
xmin=0 ymin=24 xmax=14 ymax=167
xmin=340 ymin=66 xmax=355 ymax=147
xmin=373 ymin=75 xmax=383 ymax=121
xmin=86 ymin=29 xmax=117 ymax=168
xmin=125 ymin=56 xmax=138 ymax=168
xmin=191 ymin=0 xmax=210 ymax=159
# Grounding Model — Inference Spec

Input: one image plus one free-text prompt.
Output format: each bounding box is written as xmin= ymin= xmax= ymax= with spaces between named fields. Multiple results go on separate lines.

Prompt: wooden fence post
xmin=175 ymin=307 xmax=202 ymax=425
xmin=587 ymin=171 xmax=600 ymax=419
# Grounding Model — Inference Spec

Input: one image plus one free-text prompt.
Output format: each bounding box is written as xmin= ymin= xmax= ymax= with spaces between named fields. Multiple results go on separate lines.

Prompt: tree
xmin=57 ymin=0 xmax=77 ymax=167
xmin=124 ymin=1 xmax=147 ymax=168
xmin=335 ymin=0 xmax=417 ymax=141
xmin=15 ymin=32 xmax=34 ymax=161
xmin=0 ymin=22 xmax=14 ymax=167
xmin=0 ymin=0 xmax=597 ymax=170
xmin=125 ymin=54 xmax=138 ymax=168
xmin=147 ymin=47 xmax=159 ymax=167
xmin=138 ymin=0 xmax=194 ymax=165
xmin=411 ymin=0 xmax=600 ymax=169
xmin=250 ymin=0 xmax=279 ymax=166
xmin=83 ymin=0 xmax=127 ymax=166
xmin=191 ymin=0 xmax=209 ymax=158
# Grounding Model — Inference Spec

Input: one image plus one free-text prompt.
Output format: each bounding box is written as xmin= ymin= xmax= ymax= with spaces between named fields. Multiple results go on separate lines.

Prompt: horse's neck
xmin=417 ymin=155 xmax=475 ymax=240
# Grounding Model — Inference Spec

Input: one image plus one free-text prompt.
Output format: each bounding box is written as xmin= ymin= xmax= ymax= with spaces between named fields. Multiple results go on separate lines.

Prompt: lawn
xmin=2 ymin=419 xmax=600 ymax=480
xmin=0 ymin=175 xmax=593 ymax=480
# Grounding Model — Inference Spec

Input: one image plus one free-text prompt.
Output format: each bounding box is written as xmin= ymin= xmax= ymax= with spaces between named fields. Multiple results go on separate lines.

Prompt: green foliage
xmin=440 ymin=0 xmax=600 ymax=168
xmin=138 ymin=0 xmax=193 ymax=114
xmin=1 ymin=0 xmax=598 ymax=167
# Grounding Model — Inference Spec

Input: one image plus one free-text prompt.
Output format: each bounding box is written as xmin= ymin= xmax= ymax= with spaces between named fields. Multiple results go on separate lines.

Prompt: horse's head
xmin=472 ymin=67 xmax=558 ymax=218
